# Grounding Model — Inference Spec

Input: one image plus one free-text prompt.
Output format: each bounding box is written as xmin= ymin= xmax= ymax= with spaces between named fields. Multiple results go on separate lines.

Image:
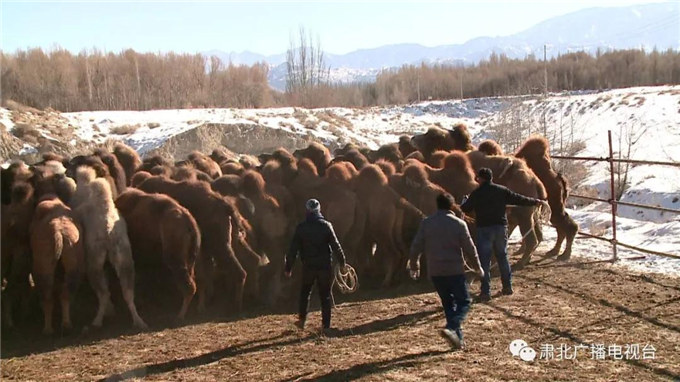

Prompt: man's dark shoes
xmin=477 ymin=293 xmax=491 ymax=302
xmin=441 ymin=328 xmax=463 ymax=350
xmin=321 ymin=327 xmax=340 ymax=337
xmin=501 ymin=287 xmax=514 ymax=296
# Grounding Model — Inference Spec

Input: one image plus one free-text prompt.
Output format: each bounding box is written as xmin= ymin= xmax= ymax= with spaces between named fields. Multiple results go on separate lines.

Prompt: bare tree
xmin=612 ymin=119 xmax=649 ymax=200
xmin=285 ymin=26 xmax=330 ymax=107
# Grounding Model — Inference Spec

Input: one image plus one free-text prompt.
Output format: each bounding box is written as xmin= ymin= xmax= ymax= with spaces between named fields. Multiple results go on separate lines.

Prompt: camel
xmin=67 ymin=155 xmax=119 ymax=199
xmin=30 ymin=195 xmax=84 ymax=334
xmin=330 ymin=148 xmax=370 ymax=170
xmin=354 ymin=164 xmax=424 ymax=287
xmin=187 ymin=151 xmax=222 ymax=179
xmin=478 ymin=139 xmax=504 ymax=156
xmin=424 ymin=152 xmax=479 ymax=203
xmin=365 ymin=143 xmax=404 ymax=172
xmin=293 ymin=142 xmax=332 ymax=176
xmin=515 ymin=136 xmax=579 ymax=261
xmin=115 ymin=188 xmax=200 ymax=320
xmin=71 ymin=166 xmax=147 ymax=329
xmin=410 ymin=123 xmax=475 ymax=160
xmin=94 ymin=148 xmax=127 ymax=195
xmin=137 ymin=176 xmax=268 ymax=312
xmin=113 ymin=143 xmax=142 ymax=186
xmin=1 ymin=178 xmax=35 ymax=328
xmin=467 ymin=150 xmax=547 ymax=267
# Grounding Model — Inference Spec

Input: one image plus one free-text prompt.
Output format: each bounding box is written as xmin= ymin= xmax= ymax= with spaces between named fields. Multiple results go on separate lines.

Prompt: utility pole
xmin=543 ymin=44 xmax=548 ymax=95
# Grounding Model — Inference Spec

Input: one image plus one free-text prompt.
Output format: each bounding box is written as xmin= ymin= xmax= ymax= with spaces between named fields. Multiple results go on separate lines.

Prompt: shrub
xmin=110 ymin=124 xmax=139 ymax=135
xmin=12 ymin=123 xmax=41 ymax=139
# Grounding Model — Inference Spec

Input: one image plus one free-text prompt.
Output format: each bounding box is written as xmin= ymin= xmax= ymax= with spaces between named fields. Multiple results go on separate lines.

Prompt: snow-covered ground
xmin=3 ymin=85 xmax=679 ymax=276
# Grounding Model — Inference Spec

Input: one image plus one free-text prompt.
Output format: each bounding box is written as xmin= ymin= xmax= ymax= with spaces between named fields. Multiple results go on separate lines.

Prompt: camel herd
xmin=1 ymin=123 xmax=578 ymax=334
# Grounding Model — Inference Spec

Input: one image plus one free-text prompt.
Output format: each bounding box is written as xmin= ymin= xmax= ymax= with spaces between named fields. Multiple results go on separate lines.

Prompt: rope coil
xmin=334 ymin=264 xmax=359 ymax=294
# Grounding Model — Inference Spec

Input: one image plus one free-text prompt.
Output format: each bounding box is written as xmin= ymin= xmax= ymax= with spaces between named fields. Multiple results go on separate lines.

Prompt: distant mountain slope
xmin=203 ymin=2 xmax=679 ymax=88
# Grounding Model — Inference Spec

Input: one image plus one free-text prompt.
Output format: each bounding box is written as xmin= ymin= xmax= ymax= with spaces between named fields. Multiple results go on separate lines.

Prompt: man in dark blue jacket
xmin=285 ymin=198 xmax=347 ymax=333
xmin=461 ymin=168 xmax=546 ymax=302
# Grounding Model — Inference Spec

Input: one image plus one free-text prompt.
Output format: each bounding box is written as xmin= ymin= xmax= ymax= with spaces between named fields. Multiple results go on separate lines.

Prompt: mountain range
xmin=204 ymin=2 xmax=680 ymax=90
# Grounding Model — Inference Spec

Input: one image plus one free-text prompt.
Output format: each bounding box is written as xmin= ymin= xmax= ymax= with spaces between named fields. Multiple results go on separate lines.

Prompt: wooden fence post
xmin=608 ymin=130 xmax=618 ymax=262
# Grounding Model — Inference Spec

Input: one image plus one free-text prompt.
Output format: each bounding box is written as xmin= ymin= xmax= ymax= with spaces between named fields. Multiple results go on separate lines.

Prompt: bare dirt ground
xmin=2 ymin=240 xmax=679 ymax=382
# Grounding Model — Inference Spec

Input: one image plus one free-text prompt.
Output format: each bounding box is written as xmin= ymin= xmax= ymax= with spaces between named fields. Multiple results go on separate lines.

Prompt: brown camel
xmin=478 ymin=139 xmax=504 ymax=156
xmin=30 ymin=195 xmax=84 ymax=334
xmin=240 ymin=170 xmax=291 ymax=304
xmin=366 ymin=143 xmax=404 ymax=172
xmin=187 ymin=151 xmax=222 ymax=179
xmin=330 ymin=148 xmax=370 ymax=170
xmin=515 ymin=136 xmax=579 ymax=261
xmin=1 ymin=179 xmax=35 ymax=328
xmin=354 ymin=164 xmax=424 ymax=287
xmin=425 ymin=152 xmax=479 ymax=203
xmin=467 ymin=150 xmax=547 ymax=267
xmin=410 ymin=123 xmax=475 ymax=160
xmin=67 ymin=155 xmax=119 ymax=199
xmin=398 ymin=135 xmax=418 ymax=158
xmin=94 ymin=148 xmax=127 ymax=195
xmin=137 ymin=176 xmax=268 ymax=312
xmin=113 ymin=143 xmax=142 ymax=186
xmin=293 ymin=142 xmax=332 ymax=176
xmin=115 ymin=188 xmax=200 ymax=320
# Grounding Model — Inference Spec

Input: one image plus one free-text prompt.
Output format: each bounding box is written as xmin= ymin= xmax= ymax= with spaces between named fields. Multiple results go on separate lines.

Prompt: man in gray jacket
xmin=409 ymin=193 xmax=484 ymax=349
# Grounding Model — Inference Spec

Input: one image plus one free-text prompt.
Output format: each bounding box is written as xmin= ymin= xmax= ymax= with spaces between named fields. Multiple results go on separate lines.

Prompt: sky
xmin=1 ymin=0 xmax=670 ymax=56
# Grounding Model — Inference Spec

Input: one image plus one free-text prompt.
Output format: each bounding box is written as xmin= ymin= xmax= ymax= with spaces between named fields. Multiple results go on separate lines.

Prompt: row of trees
xmin=1 ymin=46 xmax=679 ymax=111
xmin=1 ymin=49 xmax=272 ymax=111
xmin=327 ymin=48 xmax=680 ymax=107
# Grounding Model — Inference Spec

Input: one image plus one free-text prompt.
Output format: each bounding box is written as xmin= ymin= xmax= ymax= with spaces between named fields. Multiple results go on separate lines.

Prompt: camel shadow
xmin=99 ymin=309 xmax=440 ymax=381
xmin=1 ymin=276 xmax=436 ymax=358
xmin=486 ymin=302 xmax=680 ymax=381
xmin=281 ymin=349 xmax=450 ymax=382
xmin=514 ymin=273 xmax=680 ymax=334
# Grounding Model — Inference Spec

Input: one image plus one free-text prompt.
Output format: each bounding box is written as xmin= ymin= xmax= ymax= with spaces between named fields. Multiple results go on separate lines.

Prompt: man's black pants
xmin=299 ymin=266 xmax=333 ymax=329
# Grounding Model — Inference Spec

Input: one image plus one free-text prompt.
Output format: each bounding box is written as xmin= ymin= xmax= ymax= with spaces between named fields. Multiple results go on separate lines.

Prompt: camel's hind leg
xmin=557 ymin=215 xmax=578 ymax=261
xmin=513 ymin=207 xmax=538 ymax=270
xmin=86 ymin=247 xmax=112 ymax=328
xmin=33 ymin=270 xmax=55 ymax=335
xmin=108 ymin=235 xmax=147 ymax=329
xmin=59 ymin=248 xmax=82 ymax=331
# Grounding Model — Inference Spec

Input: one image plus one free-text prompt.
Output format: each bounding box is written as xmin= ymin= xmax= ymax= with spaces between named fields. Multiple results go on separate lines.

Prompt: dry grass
xmin=110 ymin=124 xmax=140 ymax=135
xmin=148 ymin=122 xmax=161 ymax=129
xmin=11 ymin=123 xmax=41 ymax=139
xmin=2 ymin=245 xmax=678 ymax=382
xmin=314 ymin=110 xmax=354 ymax=129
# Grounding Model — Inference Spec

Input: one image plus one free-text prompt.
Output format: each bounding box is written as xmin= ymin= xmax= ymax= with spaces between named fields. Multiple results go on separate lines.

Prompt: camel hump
xmin=242 ymin=170 xmax=266 ymax=196
xmin=75 ymin=166 xmax=97 ymax=184
xmin=357 ymin=164 xmax=388 ymax=186
xmin=403 ymin=162 xmax=429 ymax=184
xmin=516 ymin=136 xmax=550 ymax=159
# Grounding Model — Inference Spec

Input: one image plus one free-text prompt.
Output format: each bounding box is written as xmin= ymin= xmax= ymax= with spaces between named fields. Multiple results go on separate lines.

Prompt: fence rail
xmin=569 ymin=193 xmax=680 ymax=215
xmin=549 ymin=130 xmax=680 ymax=262
xmin=552 ymin=155 xmax=680 ymax=168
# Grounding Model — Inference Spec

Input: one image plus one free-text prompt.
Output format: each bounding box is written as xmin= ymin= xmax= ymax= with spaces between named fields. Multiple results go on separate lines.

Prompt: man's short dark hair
xmin=477 ymin=167 xmax=493 ymax=182
xmin=436 ymin=193 xmax=455 ymax=210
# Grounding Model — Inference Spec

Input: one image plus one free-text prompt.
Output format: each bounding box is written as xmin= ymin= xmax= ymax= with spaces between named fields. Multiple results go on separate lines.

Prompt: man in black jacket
xmin=461 ymin=168 xmax=546 ymax=301
xmin=285 ymin=198 xmax=347 ymax=333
